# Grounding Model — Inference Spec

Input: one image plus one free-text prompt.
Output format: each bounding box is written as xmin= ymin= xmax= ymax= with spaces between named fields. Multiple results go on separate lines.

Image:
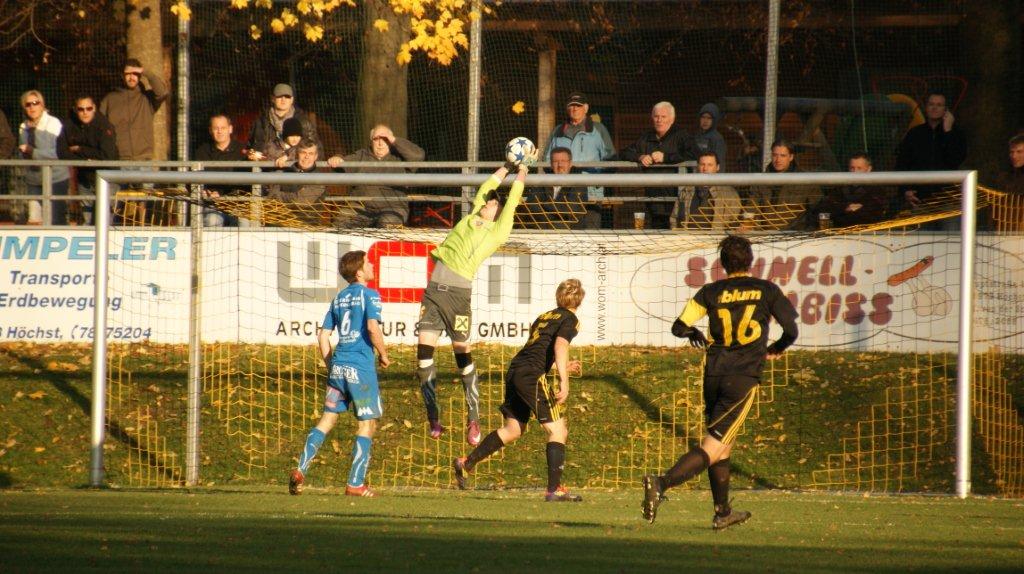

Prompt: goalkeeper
xmin=642 ymin=235 xmax=799 ymax=529
xmin=417 ymin=151 xmax=535 ymax=446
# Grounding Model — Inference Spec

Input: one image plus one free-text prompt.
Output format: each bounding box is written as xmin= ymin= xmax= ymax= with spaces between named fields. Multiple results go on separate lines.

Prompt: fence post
xmin=463 ymin=0 xmax=483 ymax=216
xmin=41 ymin=165 xmax=53 ymax=225
xmin=761 ymin=0 xmax=781 ymax=170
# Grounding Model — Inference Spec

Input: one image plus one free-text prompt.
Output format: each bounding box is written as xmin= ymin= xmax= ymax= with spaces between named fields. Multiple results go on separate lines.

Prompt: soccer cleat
xmin=452 ymin=457 xmax=469 ymax=490
xmin=641 ymin=475 xmax=666 ymax=523
xmin=429 ymin=420 xmax=445 ymax=439
xmin=288 ymin=469 xmax=304 ymax=495
xmin=712 ymin=509 xmax=751 ymax=530
xmin=545 ymin=486 xmax=582 ymax=502
xmin=344 ymin=484 xmax=377 ymax=497
xmin=466 ymin=420 xmax=481 ymax=446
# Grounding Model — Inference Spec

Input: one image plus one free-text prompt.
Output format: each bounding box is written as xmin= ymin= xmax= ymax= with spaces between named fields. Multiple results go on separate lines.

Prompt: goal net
xmin=88 ymin=172 xmax=1023 ymax=497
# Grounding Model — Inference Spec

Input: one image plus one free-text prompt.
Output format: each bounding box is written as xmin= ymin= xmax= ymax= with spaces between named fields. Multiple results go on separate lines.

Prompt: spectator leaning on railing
xmin=58 ymin=95 xmax=117 ymax=225
xmin=194 ymin=113 xmax=248 ymax=227
xmin=18 ymin=90 xmax=69 ymax=225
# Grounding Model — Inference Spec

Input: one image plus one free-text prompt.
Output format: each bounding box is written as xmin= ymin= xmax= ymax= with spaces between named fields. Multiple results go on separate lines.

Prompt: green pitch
xmin=1 ymin=487 xmax=1021 ymax=572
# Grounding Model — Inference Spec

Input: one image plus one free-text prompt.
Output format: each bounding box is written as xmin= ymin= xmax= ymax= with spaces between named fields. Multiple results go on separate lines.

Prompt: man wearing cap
xmin=542 ymin=91 xmax=615 ymax=202
xmin=100 ymin=57 xmax=169 ymax=160
xmin=248 ymin=83 xmax=322 ymax=160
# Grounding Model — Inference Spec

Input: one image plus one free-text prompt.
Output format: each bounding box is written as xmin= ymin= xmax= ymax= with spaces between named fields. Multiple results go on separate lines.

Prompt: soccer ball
xmin=505 ymin=137 xmax=537 ymax=166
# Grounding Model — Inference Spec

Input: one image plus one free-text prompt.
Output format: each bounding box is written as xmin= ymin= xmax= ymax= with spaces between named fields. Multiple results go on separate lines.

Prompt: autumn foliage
xmin=169 ymin=0 xmax=476 ymax=66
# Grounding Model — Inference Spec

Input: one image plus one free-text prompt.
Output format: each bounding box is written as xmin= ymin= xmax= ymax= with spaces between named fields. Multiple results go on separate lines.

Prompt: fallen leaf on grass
xmin=34 ymin=446 xmax=46 ymax=453
xmin=28 ymin=391 xmax=46 ymax=400
xmin=402 ymin=419 xmax=413 ymax=429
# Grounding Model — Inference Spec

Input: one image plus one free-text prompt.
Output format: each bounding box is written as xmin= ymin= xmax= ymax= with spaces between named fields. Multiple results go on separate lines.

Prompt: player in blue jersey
xmin=289 ymin=250 xmax=390 ymax=497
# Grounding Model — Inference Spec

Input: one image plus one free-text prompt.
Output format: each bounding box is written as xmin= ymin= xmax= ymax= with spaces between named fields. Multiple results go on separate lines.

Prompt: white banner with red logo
xmin=1 ymin=230 xmax=1022 ymax=352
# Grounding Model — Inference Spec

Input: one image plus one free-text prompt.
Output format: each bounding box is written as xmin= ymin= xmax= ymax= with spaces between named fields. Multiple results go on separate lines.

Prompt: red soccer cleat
xmin=344 ymin=484 xmax=377 ymax=497
xmin=545 ymin=486 xmax=583 ymax=502
xmin=288 ymin=469 xmax=304 ymax=495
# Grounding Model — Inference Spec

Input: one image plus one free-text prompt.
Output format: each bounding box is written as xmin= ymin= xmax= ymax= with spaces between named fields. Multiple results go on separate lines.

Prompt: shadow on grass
xmin=0 ymin=472 xmax=11 ymax=489
xmin=603 ymin=373 xmax=779 ymax=489
xmin=0 ymin=348 xmax=183 ymax=486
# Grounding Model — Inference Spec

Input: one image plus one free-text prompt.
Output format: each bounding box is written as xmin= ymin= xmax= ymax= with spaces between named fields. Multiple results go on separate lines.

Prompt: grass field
xmin=1 ymin=487 xmax=1022 ymax=572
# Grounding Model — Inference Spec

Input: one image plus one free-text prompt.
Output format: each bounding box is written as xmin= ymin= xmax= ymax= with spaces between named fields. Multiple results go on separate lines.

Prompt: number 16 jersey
xmin=678 ymin=274 xmax=799 ymax=378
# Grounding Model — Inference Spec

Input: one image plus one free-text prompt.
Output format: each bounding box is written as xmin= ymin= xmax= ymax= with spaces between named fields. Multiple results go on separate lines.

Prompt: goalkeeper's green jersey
xmin=431 ymin=174 xmax=524 ymax=281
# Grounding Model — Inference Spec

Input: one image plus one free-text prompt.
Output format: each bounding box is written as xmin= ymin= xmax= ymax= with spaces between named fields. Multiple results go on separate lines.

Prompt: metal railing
xmin=0 ymin=159 xmax=691 ymax=226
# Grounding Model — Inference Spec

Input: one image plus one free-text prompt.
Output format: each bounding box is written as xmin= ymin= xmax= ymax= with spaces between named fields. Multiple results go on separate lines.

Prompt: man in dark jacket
xmin=621 ymin=101 xmax=698 ymax=228
xmin=247 ymin=83 xmax=322 ymax=160
xmin=808 ymin=153 xmax=890 ymax=228
xmin=747 ymin=140 xmax=822 ymax=230
xmin=195 ymin=113 xmax=249 ymax=227
xmin=59 ymin=96 xmax=118 ymax=224
xmin=894 ymin=92 xmax=967 ymax=209
xmin=327 ymin=124 xmax=425 ymax=227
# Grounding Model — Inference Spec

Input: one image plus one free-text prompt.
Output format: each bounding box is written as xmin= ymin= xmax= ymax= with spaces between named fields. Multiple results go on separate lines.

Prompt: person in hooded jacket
xmin=693 ymin=103 xmax=728 ymax=171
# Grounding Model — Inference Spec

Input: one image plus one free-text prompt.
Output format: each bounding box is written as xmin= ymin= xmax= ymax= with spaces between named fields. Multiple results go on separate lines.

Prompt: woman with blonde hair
xmin=453 ymin=279 xmax=586 ymax=502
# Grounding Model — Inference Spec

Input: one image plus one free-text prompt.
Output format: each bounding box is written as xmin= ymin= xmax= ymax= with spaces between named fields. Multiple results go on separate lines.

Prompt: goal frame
xmin=88 ymin=168 xmax=978 ymax=496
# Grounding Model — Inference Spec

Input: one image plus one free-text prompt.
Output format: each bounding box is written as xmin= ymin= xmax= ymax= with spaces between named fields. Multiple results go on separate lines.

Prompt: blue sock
xmin=347 ymin=435 xmax=373 ymax=488
xmin=298 ymin=428 xmax=326 ymax=474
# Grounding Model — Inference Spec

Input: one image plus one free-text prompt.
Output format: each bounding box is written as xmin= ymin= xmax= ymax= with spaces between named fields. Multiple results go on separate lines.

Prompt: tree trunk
xmin=127 ymin=0 xmax=169 ymax=160
xmin=959 ymin=0 xmax=1021 ymax=183
xmin=357 ymin=0 xmax=409 ymax=143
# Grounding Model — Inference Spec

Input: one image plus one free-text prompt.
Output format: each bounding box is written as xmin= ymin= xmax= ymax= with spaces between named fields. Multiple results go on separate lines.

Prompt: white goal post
xmin=88 ymin=168 xmax=979 ymax=496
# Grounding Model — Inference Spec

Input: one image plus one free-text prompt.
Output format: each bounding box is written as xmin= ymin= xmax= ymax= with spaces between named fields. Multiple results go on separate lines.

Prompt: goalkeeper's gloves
xmin=521 ymin=148 xmax=539 ymax=168
xmin=502 ymin=160 xmax=518 ymax=174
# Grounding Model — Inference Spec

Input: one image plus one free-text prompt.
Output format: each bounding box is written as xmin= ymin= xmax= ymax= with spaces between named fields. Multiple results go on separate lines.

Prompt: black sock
xmin=660 ymin=446 xmax=711 ymax=490
xmin=708 ymin=458 xmax=731 ymax=515
xmin=546 ymin=442 xmax=566 ymax=492
xmin=465 ymin=431 xmax=504 ymax=470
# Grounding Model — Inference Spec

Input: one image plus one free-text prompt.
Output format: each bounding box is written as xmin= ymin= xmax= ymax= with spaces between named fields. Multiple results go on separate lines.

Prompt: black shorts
xmin=499 ymin=368 xmax=562 ymax=425
xmin=704 ymin=374 xmax=758 ymax=444
xmin=417 ymin=282 xmax=472 ymax=343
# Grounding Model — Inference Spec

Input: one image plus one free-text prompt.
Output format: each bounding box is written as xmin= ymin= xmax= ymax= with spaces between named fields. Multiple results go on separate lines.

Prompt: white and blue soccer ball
xmin=505 ymin=136 xmax=537 ymax=166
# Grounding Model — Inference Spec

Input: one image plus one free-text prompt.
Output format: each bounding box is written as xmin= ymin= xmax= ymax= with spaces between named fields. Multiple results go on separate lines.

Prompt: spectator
xmin=58 ymin=96 xmax=117 ymax=225
xmin=993 ymin=134 xmax=1024 ymax=232
xmin=0 ymin=107 xmax=14 ymax=159
xmin=693 ymin=103 xmax=727 ymax=170
xmin=996 ymin=134 xmax=1024 ymax=195
xmin=255 ymin=117 xmax=305 ymax=167
xmin=326 ymin=124 xmax=425 ymax=227
xmin=807 ymin=153 xmax=890 ymax=228
xmin=621 ymin=101 xmax=698 ymax=228
xmin=267 ymin=139 xmax=325 ymax=227
xmin=542 ymin=91 xmax=614 ymax=200
xmin=670 ymin=151 xmax=741 ymax=230
xmin=247 ymin=83 xmax=321 ymax=160
xmin=194 ymin=113 xmax=248 ymax=227
xmin=894 ymin=92 xmax=967 ymax=212
xmin=747 ymin=139 xmax=821 ymax=230
xmin=100 ymin=57 xmax=169 ymax=160
xmin=17 ymin=90 xmax=69 ymax=225
xmin=519 ymin=146 xmax=598 ymax=230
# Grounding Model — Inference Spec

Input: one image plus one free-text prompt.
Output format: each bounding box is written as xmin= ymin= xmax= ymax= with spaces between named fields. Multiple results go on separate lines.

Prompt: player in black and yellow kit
xmin=643 ymin=235 xmax=799 ymax=529
xmin=453 ymin=279 xmax=585 ymax=502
